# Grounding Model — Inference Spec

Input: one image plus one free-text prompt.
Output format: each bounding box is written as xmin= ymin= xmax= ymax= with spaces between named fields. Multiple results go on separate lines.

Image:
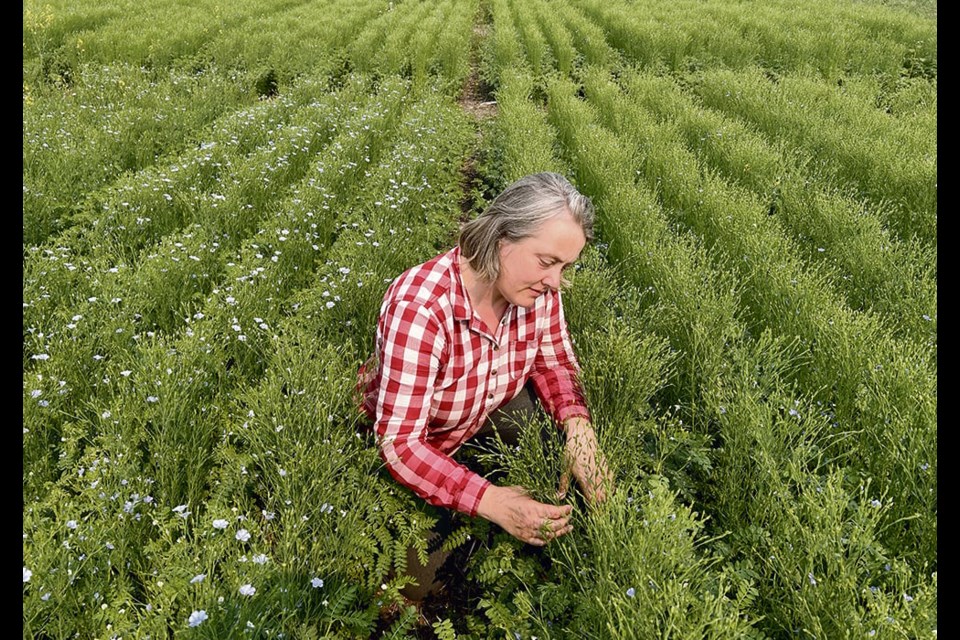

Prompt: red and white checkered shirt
xmin=359 ymin=246 xmax=590 ymax=516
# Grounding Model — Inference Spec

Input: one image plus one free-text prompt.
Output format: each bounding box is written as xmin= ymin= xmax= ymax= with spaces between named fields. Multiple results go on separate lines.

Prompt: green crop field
xmin=23 ymin=0 xmax=936 ymax=637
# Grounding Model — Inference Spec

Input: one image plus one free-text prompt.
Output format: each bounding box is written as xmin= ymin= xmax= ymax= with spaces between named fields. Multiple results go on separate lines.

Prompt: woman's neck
xmin=459 ymin=255 xmax=508 ymax=325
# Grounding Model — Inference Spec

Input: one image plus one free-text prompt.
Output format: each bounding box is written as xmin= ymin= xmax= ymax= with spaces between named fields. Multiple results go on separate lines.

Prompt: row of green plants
xmin=23 ymin=73 xmax=342 ymax=351
xmin=484 ymin=68 xmax=934 ymax=637
xmin=24 ymin=73 xmax=414 ymax=500
xmin=450 ymin=69 xmax=761 ymax=637
xmin=688 ymin=67 xmax=937 ymax=246
xmin=24 ymin=77 xmax=480 ymax=638
xmin=23 ymin=0 xmax=479 ymax=246
xmin=591 ymin=67 xmax=937 ymax=352
xmin=570 ymin=0 xmax=936 ymax=78
xmin=23 ymin=63 xmax=256 ymax=246
xmin=23 ymin=0 xmax=936 ymax=637
xmin=558 ymin=71 xmax=937 ymax=563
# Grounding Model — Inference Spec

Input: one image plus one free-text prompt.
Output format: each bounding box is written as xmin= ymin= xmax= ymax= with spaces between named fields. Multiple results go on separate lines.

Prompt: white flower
xmin=870 ymin=499 xmax=882 ymax=508
xmin=188 ymin=610 xmax=208 ymax=627
xmin=626 ymin=587 xmax=635 ymax=598
xmin=190 ymin=574 xmax=206 ymax=584
xmin=41 ymin=592 xmax=51 ymax=601
xmin=808 ymin=572 xmax=818 ymax=587
xmin=23 ymin=567 xmax=32 ymax=583
xmin=311 ymin=577 xmax=324 ymax=588
xmin=120 ymin=370 xmax=132 ymax=377
xmin=212 ymin=519 xmax=229 ymax=530
xmin=239 ymin=584 xmax=256 ymax=596
xmin=32 ymin=354 xmax=50 ymax=361
xmin=31 ymin=390 xmax=42 ymax=398
xmin=66 ymin=520 xmax=78 ymax=530
xmin=146 ymin=396 xmax=159 ymax=403
xmin=252 ymin=554 xmax=268 ymax=565
xmin=236 ymin=529 xmax=251 ymax=542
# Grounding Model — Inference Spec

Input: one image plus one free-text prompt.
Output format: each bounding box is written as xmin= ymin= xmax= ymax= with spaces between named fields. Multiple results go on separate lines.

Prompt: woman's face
xmin=495 ymin=211 xmax=586 ymax=308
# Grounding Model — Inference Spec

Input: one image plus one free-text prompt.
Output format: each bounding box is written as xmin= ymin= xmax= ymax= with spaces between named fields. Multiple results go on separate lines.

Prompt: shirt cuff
xmin=555 ymin=403 xmax=591 ymax=426
xmin=456 ymin=473 xmax=492 ymax=517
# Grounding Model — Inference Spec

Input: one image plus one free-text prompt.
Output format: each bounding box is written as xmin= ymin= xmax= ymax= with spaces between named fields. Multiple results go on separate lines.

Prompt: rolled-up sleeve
xmin=374 ymin=299 xmax=491 ymax=516
xmin=528 ymin=290 xmax=591 ymax=426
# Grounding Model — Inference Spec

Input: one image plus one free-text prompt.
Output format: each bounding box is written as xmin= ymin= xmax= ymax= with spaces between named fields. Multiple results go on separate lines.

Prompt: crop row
xmin=23 ymin=0 xmax=485 ymax=249
xmin=601 ymin=68 xmax=936 ymax=349
xmin=471 ymin=69 xmax=757 ymax=636
xmin=547 ymin=74 xmax=936 ymax=568
xmin=570 ymin=0 xmax=936 ymax=78
xmin=24 ymin=81 xmax=477 ymax=637
xmin=482 ymin=70 xmax=936 ymax=637
xmin=25 ymin=75 xmax=413 ymax=498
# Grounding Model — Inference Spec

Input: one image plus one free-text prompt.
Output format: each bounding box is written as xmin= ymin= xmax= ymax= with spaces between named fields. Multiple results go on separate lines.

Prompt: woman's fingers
xmin=486 ymin=485 xmax=576 ymax=545
xmin=556 ymin=469 xmax=570 ymax=501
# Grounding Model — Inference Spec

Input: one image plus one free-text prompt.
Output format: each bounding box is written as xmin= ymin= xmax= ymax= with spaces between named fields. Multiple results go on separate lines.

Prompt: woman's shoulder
xmin=384 ymin=248 xmax=458 ymax=310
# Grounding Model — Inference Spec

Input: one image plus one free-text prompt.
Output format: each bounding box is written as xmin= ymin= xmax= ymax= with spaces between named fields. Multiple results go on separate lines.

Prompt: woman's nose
xmin=542 ymin=266 xmax=562 ymax=289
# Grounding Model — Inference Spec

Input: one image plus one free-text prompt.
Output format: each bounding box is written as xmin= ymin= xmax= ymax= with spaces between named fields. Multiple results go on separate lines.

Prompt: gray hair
xmin=459 ymin=172 xmax=594 ymax=281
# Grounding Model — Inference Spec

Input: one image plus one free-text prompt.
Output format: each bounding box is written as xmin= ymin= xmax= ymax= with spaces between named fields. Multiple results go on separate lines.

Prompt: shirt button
xmin=493 ymin=345 xmax=499 ymax=351
xmin=491 ymin=369 xmax=498 ymax=376
xmin=488 ymin=393 xmax=494 ymax=400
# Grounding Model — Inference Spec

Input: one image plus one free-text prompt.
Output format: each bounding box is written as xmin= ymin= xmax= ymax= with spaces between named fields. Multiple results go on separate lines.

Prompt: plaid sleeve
xmin=528 ymin=290 xmax=591 ymax=427
xmin=374 ymin=299 xmax=491 ymax=516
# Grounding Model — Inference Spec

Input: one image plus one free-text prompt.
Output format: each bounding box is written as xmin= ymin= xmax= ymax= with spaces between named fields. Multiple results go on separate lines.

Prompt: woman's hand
xmin=559 ymin=418 xmax=614 ymax=504
xmin=476 ymin=485 xmax=573 ymax=546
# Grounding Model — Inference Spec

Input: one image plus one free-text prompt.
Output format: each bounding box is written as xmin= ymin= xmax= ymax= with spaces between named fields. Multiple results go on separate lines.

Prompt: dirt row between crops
xmin=457 ymin=18 xmax=498 ymax=222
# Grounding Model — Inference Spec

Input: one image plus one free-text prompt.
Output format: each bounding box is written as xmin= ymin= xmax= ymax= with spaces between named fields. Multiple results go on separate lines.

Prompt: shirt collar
xmin=448 ymin=246 xmax=472 ymax=322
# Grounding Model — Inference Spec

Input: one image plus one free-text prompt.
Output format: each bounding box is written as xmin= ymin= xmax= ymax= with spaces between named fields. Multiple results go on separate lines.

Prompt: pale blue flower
xmin=212 ymin=519 xmax=229 ymax=530
xmin=23 ymin=567 xmax=32 ymax=583
xmin=66 ymin=520 xmax=78 ymax=530
xmin=190 ymin=574 xmax=206 ymax=584
xmin=188 ymin=610 xmax=208 ymax=627
xmin=252 ymin=554 xmax=268 ymax=565
xmin=236 ymin=529 xmax=251 ymax=542
xmin=311 ymin=577 xmax=324 ymax=588
xmin=626 ymin=587 xmax=636 ymax=598
xmin=239 ymin=584 xmax=256 ymax=596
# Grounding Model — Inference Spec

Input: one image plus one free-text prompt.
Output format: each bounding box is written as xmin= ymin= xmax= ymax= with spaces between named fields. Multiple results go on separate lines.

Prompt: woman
xmin=359 ymin=173 xmax=612 ymax=597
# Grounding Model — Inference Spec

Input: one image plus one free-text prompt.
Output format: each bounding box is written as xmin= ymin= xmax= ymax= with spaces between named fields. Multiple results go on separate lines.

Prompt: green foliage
xmin=22 ymin=1 xmax=936 ymax=638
